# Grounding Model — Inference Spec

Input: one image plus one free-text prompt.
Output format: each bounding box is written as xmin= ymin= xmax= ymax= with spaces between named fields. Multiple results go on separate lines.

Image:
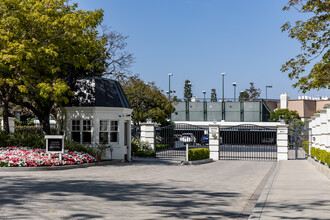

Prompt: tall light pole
xmin=266 ymin=85 xmax=272 ymax=100
xmin=221 ymin=73 xmax=226 ymax=120
xmin=221 ymin=73 xmax=226 ymax=102
xmin=203 ymin=91 xmax=207 ymax=121
xmin=233 ymin=82 xmax=237 ymax=102
xmin=168 ymin=73 xmax=173 ymax=101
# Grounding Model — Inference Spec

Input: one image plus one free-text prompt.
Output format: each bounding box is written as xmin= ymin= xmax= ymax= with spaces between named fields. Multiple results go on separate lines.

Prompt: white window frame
xmin=99 ymin=120 xmax=119 ymax=144
xmin=70 ymin=119 xmax=92 ymax=145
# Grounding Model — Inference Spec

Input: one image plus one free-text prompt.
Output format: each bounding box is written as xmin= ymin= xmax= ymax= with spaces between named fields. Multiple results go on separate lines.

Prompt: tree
xmin=270 ymin=108 xmax=304 ymax=131
xmin=121 ymin=75 xmax=174 ymax=126
xmin=211 ymin=89 xmax=217 ymax=102
xmin=239 ymin=91 xmax=249 ymax=101
xmin=270 ymin=108 xmax=302 ymax=123
xmin=184 ymin=80 xmax=192 ymax=102
xmin=281 ymin=0 xmax=330 ymax=92
xmin=244 ymin=82 xmax=261 ymax=100
xmin=0 ymin=0 xmax=133 ymax=134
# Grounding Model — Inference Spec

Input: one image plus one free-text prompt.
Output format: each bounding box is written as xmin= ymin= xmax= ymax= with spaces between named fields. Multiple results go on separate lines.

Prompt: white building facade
xmin=61 ymin=78 xmax=132 ymax=161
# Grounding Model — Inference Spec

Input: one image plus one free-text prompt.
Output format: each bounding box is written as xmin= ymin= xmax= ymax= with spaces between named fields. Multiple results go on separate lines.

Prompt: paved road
xmin=0 ymin=159 xmax=275 ymax=219
xmin=251 ymin=160 xmax=330 ymax=220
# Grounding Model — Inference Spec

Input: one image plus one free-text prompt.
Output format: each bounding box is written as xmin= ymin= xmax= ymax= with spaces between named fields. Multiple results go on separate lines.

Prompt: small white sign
xmin=45 ymin=135 xmax=64 ymax=154
xmin=278 ymin=128 xmax=287 ymax=133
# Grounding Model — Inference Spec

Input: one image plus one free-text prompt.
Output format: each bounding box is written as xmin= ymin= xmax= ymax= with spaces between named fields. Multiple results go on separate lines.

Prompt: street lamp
xmin=233 ymin=82 xmax=237 ymax=102
xmin=168 ymin=73 xmax=173 ymax=101
xmin=266 ymin=85 xmax=272 ymax=100
xmin=221 ymin=73 xmax=226 ymax=120
xmin=203 ymin=91 xmax=206 ymax=102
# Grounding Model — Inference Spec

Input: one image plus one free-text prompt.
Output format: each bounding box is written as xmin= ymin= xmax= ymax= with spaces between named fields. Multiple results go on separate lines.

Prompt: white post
xmin=209 ymin=124 xmax=220 ymax=160
xmin=277 ymin=124 xmax=289 ymax=161
xmin=186 ymin=143 xmax=189 ymax=161
xmin=140 ymin=122 xmax=156 ymax=150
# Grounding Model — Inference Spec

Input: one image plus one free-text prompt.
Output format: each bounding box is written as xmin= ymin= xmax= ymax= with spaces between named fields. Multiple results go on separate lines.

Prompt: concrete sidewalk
xmin=250 ymin=160 xmax=330 ymax=219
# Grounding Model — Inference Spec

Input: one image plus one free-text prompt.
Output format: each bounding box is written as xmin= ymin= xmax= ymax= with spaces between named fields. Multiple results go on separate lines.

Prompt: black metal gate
xmin=288 ymin=126 xmax=309 ymax=160
xmin=219 ymin=124 xmax=277 ymax=161
xmin=155 ymin=123 xmax=209 ymax=158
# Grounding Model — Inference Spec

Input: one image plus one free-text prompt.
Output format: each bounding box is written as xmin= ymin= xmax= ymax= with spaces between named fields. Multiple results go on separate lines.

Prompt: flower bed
xmin=0 ymin=147 xmax=99 ymax=167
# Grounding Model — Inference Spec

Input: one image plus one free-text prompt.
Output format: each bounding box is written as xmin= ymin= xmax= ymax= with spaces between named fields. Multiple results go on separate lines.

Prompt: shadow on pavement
xmin=0 ymin=175 xmax=246 ymax=219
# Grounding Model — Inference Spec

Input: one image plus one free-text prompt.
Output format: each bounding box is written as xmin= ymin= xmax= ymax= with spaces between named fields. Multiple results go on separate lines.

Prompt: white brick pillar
xmin=277 ymin=124 xmax=289 ymax=161
xmin=209 ymin=124 xmax=220 ymax=160
xmin=140 ymin=123 xmax=156 ymax=150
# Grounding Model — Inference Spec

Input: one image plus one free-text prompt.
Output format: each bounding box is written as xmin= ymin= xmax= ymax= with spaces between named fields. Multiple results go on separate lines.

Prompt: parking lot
xmin=0 ymin=159 xmax=275 ymax=219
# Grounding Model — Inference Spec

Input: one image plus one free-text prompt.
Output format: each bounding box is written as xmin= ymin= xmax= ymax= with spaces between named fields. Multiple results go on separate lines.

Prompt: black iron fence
xmin=155 ymin=123 xmax=209 ymax=158
xmin=219 ymin=124 xmax=277 ymax=161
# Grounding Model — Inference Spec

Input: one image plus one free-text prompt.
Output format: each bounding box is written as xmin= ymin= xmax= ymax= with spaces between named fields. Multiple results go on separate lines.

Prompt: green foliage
xmin=281 ymin=0 xmax=330 ymax=92
xmin=311 ymin=147 xmax=316 ymax=158
xmin=134 ymin=149 xmax=156 ymax=157
xmin=64 ymin=140 xmax=101 ymax=160
xmin=0 ymin=0 xmax=112 ymax=134
xmin=244 ymin=82 xmax=261 ymax=100
xmin=315 ymin=148 xmax=321 ymax=160
xmin=301 ymin=140 xmax=309 ymax=154
xmin=0 ymin=131 xmax=45 ymax=148
xmin=15 ymin=126 xmax=57 ymax=135
xmin=211 ymin=89 xmax=217 ymax=102
xmin=122 ymin=76 xmax=174 ymax=125
xmin=270 ymin=109 xmax=304 ymax=129
xmin=131 ymin=137 xmax=155 ymax=157
xmin=188 ymin=148 xmax=210 ymax=161
xmin=311 ymin=147 xmax=330 ymax=166
xmin=184 ymin=80 xmax=192 ymax=102
xmin=239 ymin=91 xmax=249 ymax=101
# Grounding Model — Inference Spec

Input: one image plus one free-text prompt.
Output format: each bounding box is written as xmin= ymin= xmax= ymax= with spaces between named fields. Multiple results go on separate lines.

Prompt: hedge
xmin=301 ymin=141 xmax=309 ymax=154
xmin=311 ymin=147 xmax=330 ymax=166
xmin=188 ymin=148 xmax=209 ymax=161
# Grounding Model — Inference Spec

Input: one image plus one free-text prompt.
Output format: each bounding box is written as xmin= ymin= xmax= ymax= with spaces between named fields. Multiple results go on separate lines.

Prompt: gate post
xmin=209 ymin=124 xmax=220 ymax=160
xmin=277 ymin=124 xmax=289 ymax=161
xmin=140 ymin=122 xmax=156 ymax=150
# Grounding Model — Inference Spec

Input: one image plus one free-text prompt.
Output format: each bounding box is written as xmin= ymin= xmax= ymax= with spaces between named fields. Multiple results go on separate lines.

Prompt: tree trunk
xmin=38 ymin=113 xmax=51 ymax=135
xmin=2 ymin=100 xmax=10 ymax=134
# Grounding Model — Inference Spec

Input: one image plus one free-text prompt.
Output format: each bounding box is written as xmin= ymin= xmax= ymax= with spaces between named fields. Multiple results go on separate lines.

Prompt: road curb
xmin=248 ymin=162 xmax=280 ymax=219
xmin=0 ymin=160 xmax=123 ymax=172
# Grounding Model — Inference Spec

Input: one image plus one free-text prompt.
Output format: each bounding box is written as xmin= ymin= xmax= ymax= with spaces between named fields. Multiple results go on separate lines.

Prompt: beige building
xmin=280 ymin=93 xmax=330 ymax=121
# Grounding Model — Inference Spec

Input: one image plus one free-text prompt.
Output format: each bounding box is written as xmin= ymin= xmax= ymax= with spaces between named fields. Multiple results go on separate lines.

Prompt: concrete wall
xmin=309 ymin=104 xmax=330 ymax=153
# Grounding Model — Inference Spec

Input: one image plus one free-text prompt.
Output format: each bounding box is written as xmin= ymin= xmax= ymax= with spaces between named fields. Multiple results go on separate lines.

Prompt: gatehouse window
xmin=110 ymin=121 xmax=118 ymax=143
xmin=71 ymin=120 xmax=81 ymax=143
xmin=99 ymin=120 xmax=109 ymax=144
xmin=82 ymin=120 xmax=92 ymax=144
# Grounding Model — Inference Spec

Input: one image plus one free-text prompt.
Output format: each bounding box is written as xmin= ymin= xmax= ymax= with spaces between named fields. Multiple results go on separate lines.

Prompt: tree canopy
xmin=281 ymin=0 xmax=330 ymax=92
xmin=211 ymin=88 xmax=217 ymax=102
xmin=184 ymin=80 xmax=192 ymax=102
xmin=0 ymin=0 xmax=133 ymax=134
xmin=242 ymin=82 xmax=261 ymax=100
xmin=121 ymin=76 xmax=174 ymax=126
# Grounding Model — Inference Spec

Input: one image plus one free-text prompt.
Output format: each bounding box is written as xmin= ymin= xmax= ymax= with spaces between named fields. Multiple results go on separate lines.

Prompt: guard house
xmin=62 ymin=77 xmax=132 ymax=161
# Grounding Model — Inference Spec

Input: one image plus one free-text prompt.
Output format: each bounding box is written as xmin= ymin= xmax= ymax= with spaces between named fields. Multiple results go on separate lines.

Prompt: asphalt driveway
xmin=0 ymin=159 xmax=275 ymax=219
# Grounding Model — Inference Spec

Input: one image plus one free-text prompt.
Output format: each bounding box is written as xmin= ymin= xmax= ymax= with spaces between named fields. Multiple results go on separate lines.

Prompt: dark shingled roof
xmin=67 ymin=77 xmax=131 ymax=108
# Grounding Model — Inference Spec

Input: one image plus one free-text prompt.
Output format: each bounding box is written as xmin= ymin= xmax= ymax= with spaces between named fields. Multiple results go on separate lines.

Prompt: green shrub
xmin=311 ymin=147 xmax=330 ymax=166
xmin=315 ymin=148 xmax=321 ymax=160
xmin=301 ymin=141 xmax=309 ymax=154
xmin=311 ymin=147 xmax=316 ymax=158
xmin=134 ymin=149 xmax=156 ymax=157
xmin=188 ymin=148 xmax=210 ymax=161
xmin=64 ymin=140 xmax=100 ymax=158
xmin=0 ymin=131 xmax=45 ymax=148
xmin=15 ymin=126 xmax=57 ymax=135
